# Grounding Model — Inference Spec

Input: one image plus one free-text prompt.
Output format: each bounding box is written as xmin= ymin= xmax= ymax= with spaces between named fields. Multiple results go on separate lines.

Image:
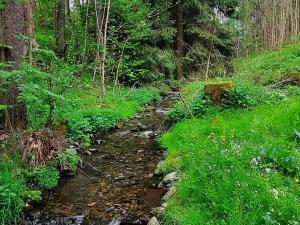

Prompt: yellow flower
xmin=220 ymin=135 xmax=226 ymax=143
xmin=295 ymin=178 xmax=299 ymax=184
xmin=208 ymin=133 xmax=214 ymax=140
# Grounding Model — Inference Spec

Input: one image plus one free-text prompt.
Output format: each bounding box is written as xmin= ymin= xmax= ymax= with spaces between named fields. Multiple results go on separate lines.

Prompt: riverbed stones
xmin=109 ymin=215 xmax=122 ymax=225
xmin=140 ymin=131 xmax=154 ymax=138
xmin=163 ymin=172 xmax=179 ymax=184
xmin=148 ymin=216 xmax=160 ymax=225
xmin=163 ymin=186 xmax=176 ymax=201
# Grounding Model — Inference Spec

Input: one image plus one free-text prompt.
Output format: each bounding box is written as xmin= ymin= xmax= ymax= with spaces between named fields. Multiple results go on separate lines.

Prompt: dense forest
xmin=0 ymin=0 xmax=300 ymax=224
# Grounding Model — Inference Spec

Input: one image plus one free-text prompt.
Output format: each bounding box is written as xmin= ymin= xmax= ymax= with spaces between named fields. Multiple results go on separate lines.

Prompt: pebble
xmin=140 ymin=131 xmax=154 ymax=138
xmin=148 ymin=217 xmax=160 ymax=225
xmin=163 ymin=172 xmax=179 ymax=184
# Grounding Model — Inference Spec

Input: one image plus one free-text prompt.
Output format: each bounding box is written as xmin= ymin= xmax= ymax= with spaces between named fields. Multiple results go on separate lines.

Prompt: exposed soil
xmin=22 ymin=94 xmax=176 ymax=225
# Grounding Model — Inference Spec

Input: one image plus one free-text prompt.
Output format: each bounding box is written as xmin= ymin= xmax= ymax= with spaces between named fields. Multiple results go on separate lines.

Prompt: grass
xmin=160 ymin=96 xmax=300 ymax=224
xmin=55 ymin=84 xmax=160 ymax=146
xmin=24 ymin=73 xmax=160 ymax=146
xmin=0 ymin=158 xmax=25 ymax=225
xmin=235 ymin=38 xmax=300 ymax=85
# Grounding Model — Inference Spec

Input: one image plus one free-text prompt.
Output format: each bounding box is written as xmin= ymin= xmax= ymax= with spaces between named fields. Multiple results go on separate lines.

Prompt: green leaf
xmin=0 ymin=105 xmax=8 ymax=110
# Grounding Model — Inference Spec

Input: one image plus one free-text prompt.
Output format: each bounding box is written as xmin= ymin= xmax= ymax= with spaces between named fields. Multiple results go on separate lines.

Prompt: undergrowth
xmin=235 ymin=39 xmax=300 ymax=85
xmin=166 ymin=79 xmax=299 ymax=125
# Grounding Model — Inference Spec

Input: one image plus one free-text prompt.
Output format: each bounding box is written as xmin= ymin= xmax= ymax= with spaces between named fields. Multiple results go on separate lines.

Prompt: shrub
xmin=222 ymin=82 xmax=258 ymax=108
xmin=0 ymin=162 xmax=25 ymax=225
xmin=26 ymin=166 xmax=60 ymax=190
xmin=57 ymin=150 xmax=80 ymax=172
xmin=25 ymin=190 xmax=42 ymax=203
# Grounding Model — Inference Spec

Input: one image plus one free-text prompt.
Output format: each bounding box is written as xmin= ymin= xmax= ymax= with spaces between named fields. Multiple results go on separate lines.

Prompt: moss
xmin=204 ymin=81 xmax=233 ymax=104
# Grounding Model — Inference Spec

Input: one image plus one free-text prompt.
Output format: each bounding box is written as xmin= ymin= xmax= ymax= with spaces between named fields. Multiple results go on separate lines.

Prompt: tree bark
xmin=0 ymin=0 xmax=29 ymax=130
xmin=175 ymin=0 xmax=184 ymax=80
xmin=56 ymin=0 xmax=65 ymax=56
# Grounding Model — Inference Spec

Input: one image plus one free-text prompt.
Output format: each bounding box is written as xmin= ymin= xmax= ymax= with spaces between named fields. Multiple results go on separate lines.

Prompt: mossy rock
xmin=204 ymin=81 xmax=233 ymax=104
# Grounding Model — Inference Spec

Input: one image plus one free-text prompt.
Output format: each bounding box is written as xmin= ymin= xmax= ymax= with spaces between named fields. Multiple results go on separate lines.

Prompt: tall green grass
xmin=235 ymin=38 xmax=300 ymax=84
xmin=160 ymin=96 xmax=300 ymax=224
xmin=0 ymin=160 xmax=25 ymax=225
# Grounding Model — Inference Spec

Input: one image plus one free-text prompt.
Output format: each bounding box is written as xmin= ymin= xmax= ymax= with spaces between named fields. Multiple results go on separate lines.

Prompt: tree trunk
xmin=24 ymin=0 xmax=38 ymax=65
xmin=0 ymin=0 xmax=29 ymax=130
xmin=56 ymin=0 xmax=65 ymax=56
xmin=175 ymin=0 xmax=184 ymax=80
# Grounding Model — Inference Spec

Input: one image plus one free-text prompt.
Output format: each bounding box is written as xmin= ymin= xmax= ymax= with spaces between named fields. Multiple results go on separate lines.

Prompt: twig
xmin=179 ymin=92 xmax=195 ymax=118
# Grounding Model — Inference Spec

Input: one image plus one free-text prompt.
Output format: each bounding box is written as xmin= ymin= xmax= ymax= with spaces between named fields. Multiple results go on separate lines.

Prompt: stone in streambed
xmin=163 ymin=172 xmax=179 ymax=184
xmin=163 ymin=186 xmax=176 ymax=201
xmin=140 ymin=131 xmax=154 ymax=138
xmin=148 ymin=216 xmax=160 ymax=225
xmin=109 ymin=215 xmax=122 ymax=225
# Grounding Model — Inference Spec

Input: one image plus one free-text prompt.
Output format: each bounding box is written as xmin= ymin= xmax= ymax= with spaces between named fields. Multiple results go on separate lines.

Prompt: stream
xmin=23 ymin=94 xmax=176 ymax=225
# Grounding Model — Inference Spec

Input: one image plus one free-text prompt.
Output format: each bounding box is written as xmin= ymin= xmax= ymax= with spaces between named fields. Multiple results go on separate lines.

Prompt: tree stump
xmin=204 ymin=81 xmax=233 ymax=104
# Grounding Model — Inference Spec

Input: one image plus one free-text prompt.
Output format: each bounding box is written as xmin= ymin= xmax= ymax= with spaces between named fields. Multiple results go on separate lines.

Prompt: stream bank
xmin=22 ymin=94 xmax=177 ymax=225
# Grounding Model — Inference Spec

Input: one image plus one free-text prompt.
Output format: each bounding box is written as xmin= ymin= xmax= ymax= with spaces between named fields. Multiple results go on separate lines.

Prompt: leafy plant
xmin=57 ymin=150 xmax=80 ymax=172
xmin=26 ymin=166 xmax=59 ymax=190
xmin=222 ymin=82 xmax=258 ymax=108
xmin=25 ymin=190 xmax=42 ymax=203
xmin=0 ymin=162 xmax=25 ymax=225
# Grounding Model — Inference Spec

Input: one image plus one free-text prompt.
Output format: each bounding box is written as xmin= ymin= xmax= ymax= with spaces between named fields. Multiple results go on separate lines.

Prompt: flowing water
xmin=23 ymin=94 xmax=176 ymax=225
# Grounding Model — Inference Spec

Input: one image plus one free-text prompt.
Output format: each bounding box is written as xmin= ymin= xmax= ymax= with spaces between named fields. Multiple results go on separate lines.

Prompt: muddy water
xmin=23 ymin=94 xmax=176 ymax=225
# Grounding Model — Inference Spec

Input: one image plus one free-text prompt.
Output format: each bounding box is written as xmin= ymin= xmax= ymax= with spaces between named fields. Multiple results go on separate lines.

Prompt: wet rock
xmin=163 ymin=172 xmax=178 ymax=184
xmin=96 ymin=139 xmax=105 ymax=144
xmin=87 ymin=202 xmax=97 ymax=207
xmin=157 ymin=181 xmax=163 ymax=188
xmin=148 ymin=217 xmax=160 ymax=225
xmin=163 ymin=187 xmax=176 ymax=201
xmin=108 ymin=215 xmax=122 ymax=225
xmin=74 ymin=215 xmax=85 ymax=223
xmin=155 ymin=108 xmax=166 ymax=114
xmin=140 ymin=131 xmax=154 ymax=138
xmin=116 ymin=130 xmax=131 ymax=137
xmin=155 ymin=202 xmax=168 ymax=215
xmin=84 ymin=150 xmax=92 ymax=156
xmin=89 ymin=148 xmax=98 ymax=152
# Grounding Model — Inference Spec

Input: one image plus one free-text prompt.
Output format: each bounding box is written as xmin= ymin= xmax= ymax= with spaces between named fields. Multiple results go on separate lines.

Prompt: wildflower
xmin=220 ymin=135 xmax=226 ymax=143
xmin=295 ymin=178 xmax=300 ymax=184
xmin=208 ymin=133 xmax=214 ymax=140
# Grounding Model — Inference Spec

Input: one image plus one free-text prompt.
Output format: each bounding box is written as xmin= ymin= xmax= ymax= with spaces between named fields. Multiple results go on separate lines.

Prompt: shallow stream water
xmin=22 ymin=94 xmax=176 ymax=225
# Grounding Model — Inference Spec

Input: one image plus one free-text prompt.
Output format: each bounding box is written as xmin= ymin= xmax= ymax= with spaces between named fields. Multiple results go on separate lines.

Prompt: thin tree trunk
xmin=56 ymin=0 xmax=65 ymax=56
xmin=175 ymin=0 xmax=184 ymax=80
xmin=24 ymin=0 xmax=37 ymax=65
xmin=205 ymin=48 xmax=212 ymax=80
xmin=100 ymin=0 xmax=111 ymax=96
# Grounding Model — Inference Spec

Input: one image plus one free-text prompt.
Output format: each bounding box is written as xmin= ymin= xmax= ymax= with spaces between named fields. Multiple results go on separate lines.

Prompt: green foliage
xmin=167 ymin=80 xmax=293 ymax=124
xmin=25 ymin=190 xmax=42 ymax=203
xmin=143 ymin=47 xmax=176 ymax=82
xmin=166 ymin=82 xmax=213 ymax=124
xmin=235 ymin=39 xmax=300 ymax=84
xmin=55 ymin=84 xmax=160 ymax=144
xmin=0 ymin=161 xmax=25 ymax=225
xmin=57 ymin=150 xmax=80 ymax=172
xmin=26 ymin=166 xmax=59 ymax=190
xmin=222 ymin=82 xmax=259 ymax=108
xmin=161 ymin=97 xmax=300 ymax=224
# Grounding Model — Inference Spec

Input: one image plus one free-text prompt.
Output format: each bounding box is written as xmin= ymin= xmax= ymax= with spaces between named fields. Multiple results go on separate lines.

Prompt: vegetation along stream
xmin=22 ymin=94 xmax=177 ymax=225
